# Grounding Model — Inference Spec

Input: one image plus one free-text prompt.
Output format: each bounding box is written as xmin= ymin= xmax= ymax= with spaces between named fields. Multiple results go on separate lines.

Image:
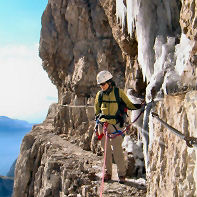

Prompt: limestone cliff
xmin=13 ymin=104 xmax=146 ymax=197
xmin=14 ymin=0 xmax=197 ymax=197
xmin=148 ymin=92 xmax=197 ymax=197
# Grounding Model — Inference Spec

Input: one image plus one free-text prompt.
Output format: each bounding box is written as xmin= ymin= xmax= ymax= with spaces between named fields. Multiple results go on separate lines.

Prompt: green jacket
xmin=94 ymin=87 xmax=137 ymax=125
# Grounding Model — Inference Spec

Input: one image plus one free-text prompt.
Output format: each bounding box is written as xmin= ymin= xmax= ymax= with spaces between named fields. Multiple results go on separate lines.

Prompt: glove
xmin=141 ymin=101 xmax=146 ymax=110
xmin=141 ymin=100 xmax=146 ymax=106
xmin=93 ymin=131 xmax=104 ymax=142
xmin=97 ymin=132 xmax=104 ymax=140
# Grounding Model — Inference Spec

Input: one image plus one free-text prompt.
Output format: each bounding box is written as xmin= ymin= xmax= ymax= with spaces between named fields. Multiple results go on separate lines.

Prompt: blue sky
xmin=0 ymin=0 xmax=47 ymax=45
xmin=0 ymin=0 xmax=58 ymax=123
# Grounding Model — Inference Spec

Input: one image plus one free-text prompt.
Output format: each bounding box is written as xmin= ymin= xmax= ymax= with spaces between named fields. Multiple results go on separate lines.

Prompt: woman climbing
xmin=94 ymin=70 xmax=143 ymax=183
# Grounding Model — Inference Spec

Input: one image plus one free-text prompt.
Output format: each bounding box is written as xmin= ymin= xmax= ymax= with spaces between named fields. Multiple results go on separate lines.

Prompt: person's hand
xmin=141 ymin=101 xmax=146 ymax=110
xmin=141 ymin=100 xmax=146 ymax=105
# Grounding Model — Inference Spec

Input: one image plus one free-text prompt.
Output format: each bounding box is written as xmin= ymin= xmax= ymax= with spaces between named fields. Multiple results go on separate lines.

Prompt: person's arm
xmin=119 ymin=89 xmax=142 ymax=110
xmin=94 ymin=91 xmax=101 ymax=117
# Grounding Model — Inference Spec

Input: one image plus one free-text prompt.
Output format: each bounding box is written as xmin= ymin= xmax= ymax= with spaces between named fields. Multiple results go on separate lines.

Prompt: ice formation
xmin=116 ymin=0 xmax=196 ymax=173
xmin=122 ymin=135 xmax=144 ymax=173
xmin=115 ymin=0 xmax=186 ymax=99
xmin=116 ymin=0 xmax=141 ymax=35
xmin=116 ymin=0 xmax=127 ymax=28
xmin=126 ymin=0 xmax=140 ymax=36
xmin=115 ymin=0 xmax=181 ymax=82
xmin=122 ymin=136 xmax=144 ymax=158
xmin=175 ymin=34 xmax=195 ymax=76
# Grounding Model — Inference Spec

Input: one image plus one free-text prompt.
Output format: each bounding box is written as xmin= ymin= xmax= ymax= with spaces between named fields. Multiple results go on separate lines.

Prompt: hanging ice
xmin=126 ymin=0 xmax=140 ymax=36
xmin=116 ymin=0 xmax=127 ymax=28
xmin=115 ymin=0 xmax=181 ymax=82
xmin=116 ymin=0 xmax=183 ymax=174
xmin=116 ymin=0 xmax=140 ymax=35
xmin=116 ymin=0 xmax=154 ymax=81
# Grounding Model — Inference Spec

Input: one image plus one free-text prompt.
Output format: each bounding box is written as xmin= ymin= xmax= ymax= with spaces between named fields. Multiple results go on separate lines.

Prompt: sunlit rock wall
xmin=147 ymin=91 xmax=197 ymax=197
xmin=39 ymin=0 xmax=145 ymax=145
xmin=13 ymin=107 xmax=102 ymax=197
xmin=39 ymin=0 xmax=126 ymax=105
xmin=180 ymin=0 xmax=197 ymax=41
xmin=39 ymin=0 xmax=122 ymax=151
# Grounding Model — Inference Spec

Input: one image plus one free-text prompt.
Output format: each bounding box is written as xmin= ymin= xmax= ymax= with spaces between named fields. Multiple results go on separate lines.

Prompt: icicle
xmin=175 ymin=34 xmax=194 ymax=76
xmin=126 ymin=0 xmax=140 ymax=36
xmin=116 ymin=0 xmax=127 ymax=28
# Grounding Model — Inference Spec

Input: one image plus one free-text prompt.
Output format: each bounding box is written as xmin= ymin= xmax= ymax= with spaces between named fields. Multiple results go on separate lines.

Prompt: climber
xmin=94 ymin=70 xmax=143 ymax=184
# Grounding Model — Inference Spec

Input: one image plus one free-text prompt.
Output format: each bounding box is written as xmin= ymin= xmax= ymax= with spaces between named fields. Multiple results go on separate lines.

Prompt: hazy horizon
xmin=0 ymin=116 xmax=33 ymax=175
xmin=0 ymin=0 xmax=58 ymax=123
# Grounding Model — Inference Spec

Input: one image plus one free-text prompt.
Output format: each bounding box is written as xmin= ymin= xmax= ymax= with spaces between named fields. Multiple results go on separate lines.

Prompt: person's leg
xmin=111 ymin=124 xmax=127 ymax=178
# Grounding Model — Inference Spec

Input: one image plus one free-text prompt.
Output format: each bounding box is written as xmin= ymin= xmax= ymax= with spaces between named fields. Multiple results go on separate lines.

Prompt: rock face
xmin=13 ymin=112 xmax=101 ymax=197
xmin=13 ymin=0 xmax=197 ymax=197
xmin=13 ymin=105 xmax=146 ymax=197
xmin=147 ymin=91 xmax=197 ymax=197
xmin=39 ymin=0 xmax=127 ymax=105
xmin=39 ymin=0 xmax=145 ymax=150
xmin=180 ymin=0 xmax=197 ymax=41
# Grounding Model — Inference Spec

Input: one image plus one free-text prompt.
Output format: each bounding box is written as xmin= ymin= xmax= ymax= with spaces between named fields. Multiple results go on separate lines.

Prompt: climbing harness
xmin=152 ymin=112 xmax=197 ymax=148
xmin=94 ymin=120 xmax=129 ymax=140
xmin=100 ymin=122 xmax=108 ymax=197
xmin=95 ymin=102 xmax=146 ymax=140
xmin=108 ymin=125 xmax=125 ymax=138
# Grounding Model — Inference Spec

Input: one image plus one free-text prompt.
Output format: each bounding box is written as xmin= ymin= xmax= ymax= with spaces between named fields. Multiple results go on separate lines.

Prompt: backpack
xmin=98 ymin=87 xmax=128 ymax=127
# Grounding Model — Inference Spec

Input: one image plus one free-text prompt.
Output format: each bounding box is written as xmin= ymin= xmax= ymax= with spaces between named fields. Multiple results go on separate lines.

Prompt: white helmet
xmin=97 ymin=70 xmax=113 ymax=84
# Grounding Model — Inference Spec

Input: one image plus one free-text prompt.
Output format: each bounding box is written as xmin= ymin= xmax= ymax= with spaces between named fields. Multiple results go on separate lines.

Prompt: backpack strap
xmin=98 ymin=88 xmax=120 ymax=108
xmin=114 ymin=87 xmax=120 ymax=105
xmin=98 ymin=91 xmax=103 ymax=109
xmin=114 ymin=87 xmax=128 ymax=127
xmin=114 ymin=87 xmax=122 ymax=117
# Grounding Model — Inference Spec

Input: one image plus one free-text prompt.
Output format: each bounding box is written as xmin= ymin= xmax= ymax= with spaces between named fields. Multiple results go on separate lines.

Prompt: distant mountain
xmin=0 ymin=116 xmax=33 ymax=131
xmin=0 ymin=176 xmax=14 ymax=197
xmin=6 ymin=160 xmax=17 ymax=178
xmin=0 ymin=160 xmax=16 ymax=197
